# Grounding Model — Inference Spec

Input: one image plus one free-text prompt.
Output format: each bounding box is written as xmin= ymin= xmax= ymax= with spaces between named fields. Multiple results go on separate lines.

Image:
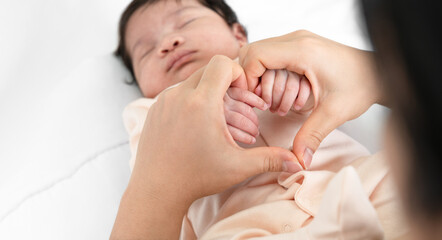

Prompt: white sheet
xmin=0 ymin=1 xmax=387 ymax=239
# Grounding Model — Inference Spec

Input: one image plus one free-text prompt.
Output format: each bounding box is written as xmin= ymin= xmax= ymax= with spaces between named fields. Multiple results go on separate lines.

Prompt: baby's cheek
xmin=137 ymin=64 xmax=166 ymax=98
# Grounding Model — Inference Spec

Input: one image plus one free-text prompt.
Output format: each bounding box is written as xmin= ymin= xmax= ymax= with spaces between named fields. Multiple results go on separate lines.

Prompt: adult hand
xmin=111 ymin=56 xmax=298 ymax=239
xmin=239 ymin=30 xmax=382 ymax=169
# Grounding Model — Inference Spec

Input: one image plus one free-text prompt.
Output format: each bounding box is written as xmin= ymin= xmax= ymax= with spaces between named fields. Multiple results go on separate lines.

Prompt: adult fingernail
xmin=303 ymin=148 xmax=313 ymax=169
xmin=282 ymin=161 xmax=303 ymax=173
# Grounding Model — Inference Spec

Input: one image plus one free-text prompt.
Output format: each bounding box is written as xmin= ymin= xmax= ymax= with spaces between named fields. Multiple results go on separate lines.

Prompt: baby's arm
xmin=256 ymin=70 xmax=313 ymax=116
xmin=224 ymin=87 xmax=268 ymax=144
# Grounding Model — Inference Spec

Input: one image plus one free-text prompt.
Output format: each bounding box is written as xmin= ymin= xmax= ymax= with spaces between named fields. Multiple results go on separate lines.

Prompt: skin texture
xmin=239 ymin=30 xmax=381 ymax=168
xmin=110 ymin=56 xmax=298 ymax=239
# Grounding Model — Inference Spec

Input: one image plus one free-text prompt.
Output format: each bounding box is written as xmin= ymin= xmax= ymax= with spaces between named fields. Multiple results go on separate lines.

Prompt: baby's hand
xmin=224 ymin=87 xmax=268 ymax=145
xmin=256 ymin=69 xmax=312 ymax=116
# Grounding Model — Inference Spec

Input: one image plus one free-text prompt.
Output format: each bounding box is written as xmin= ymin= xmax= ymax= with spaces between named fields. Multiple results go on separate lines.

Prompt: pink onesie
xmin=123 ymin=98 xmax=408 ymax=239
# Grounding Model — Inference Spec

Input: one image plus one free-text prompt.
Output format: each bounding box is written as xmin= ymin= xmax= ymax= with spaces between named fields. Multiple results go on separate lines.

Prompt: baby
xmin=117 ymin=0 xmax=312 ymax=149
xmin=116 ymin=0 xmax=407 ymax=239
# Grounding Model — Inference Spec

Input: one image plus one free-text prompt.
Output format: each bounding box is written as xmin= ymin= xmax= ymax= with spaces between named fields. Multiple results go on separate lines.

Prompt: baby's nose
xmin=159 ymin=36 xmax=185 ymax=55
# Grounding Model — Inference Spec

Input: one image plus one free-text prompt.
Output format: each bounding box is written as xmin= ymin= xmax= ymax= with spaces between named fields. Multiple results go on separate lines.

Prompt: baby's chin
xmin=176 ymin=60 xmax=207 ymax=82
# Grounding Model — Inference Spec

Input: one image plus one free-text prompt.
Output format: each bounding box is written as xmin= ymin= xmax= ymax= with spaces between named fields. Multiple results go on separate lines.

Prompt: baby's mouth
xmin=167 ymin=50 xmax=197 ymax=72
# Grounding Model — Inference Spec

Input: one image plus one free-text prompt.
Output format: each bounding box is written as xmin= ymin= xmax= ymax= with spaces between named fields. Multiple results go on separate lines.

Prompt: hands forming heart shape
xmin=129 ymin=30 xmax=380 ymax=208
xmin=223 ymin=69 xmax=314 ymax=146
xmin=112 ymin=30 xmax=380 ymax=239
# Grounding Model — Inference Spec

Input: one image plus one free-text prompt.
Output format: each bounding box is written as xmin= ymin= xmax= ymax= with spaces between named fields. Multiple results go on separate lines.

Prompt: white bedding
xmin=0 ymin=0 xmax=387 ymax=239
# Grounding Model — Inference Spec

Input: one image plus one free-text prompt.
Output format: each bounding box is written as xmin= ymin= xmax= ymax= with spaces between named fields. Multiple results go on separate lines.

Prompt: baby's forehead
xmin=139 ymin=0 xmax=205 ymax=20
xmin=128 ymin=1 xmax=205 ymax=34
xmin=126 ymin=1 xmax=211 ymax=50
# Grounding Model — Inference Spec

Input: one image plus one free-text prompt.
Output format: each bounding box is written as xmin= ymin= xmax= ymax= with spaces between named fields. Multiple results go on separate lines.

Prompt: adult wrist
xmin=111 ymin=177 xmax=191 ymax=239
xmin=365 ymin=50 xmax=388 ymax=107
xmin=128 ymin=165 xmax=195 ymax=211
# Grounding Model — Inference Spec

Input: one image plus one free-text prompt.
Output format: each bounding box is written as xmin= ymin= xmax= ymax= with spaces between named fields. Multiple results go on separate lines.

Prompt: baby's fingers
xmin=293 ymin=76 xmax=312 ymax=111
xmin=227 ymin=87 xmax=268 ymax=111
xmin=225 ymin=97 xmax=259 ymax=127
xmin=278 ymin=71 xmax=301 ymax=116
xmin=261 ymin=70 xmax=276 ymax=107
xmin=254 ymin=84 xmax=262 ymax=97
xmin=227 ymin=125 xmax=257 ymax=145
xmin=225 ymin=108 xmax=259 ymax=141
xmin=271 ymin=70 xmax=288 ymax=112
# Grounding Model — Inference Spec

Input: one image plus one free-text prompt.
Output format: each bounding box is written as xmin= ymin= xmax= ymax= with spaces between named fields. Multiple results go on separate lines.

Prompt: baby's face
xmin=126 ymin=0 xmax=247 ymax=98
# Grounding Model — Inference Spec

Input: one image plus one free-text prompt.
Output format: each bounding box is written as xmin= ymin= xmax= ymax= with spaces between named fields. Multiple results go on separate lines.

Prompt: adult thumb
xmin=241 ymin=146 xmax=303 ymax=175
xmin=292 ymin=105 xmax=344 ymax=169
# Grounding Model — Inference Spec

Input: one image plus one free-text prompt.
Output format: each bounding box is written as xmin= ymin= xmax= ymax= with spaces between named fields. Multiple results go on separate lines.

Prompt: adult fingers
xmin=271 ymin=70 xmax=288 ymax=113
xmin=292 ymin=102 xmax=345 ymax=169
xmin=278 ymin=71 xmax=300 ymax=116
xmin=237 ymin=146 xmax=303 ymax=176
xmin=197 ymin=55 xmax=247 ymax=101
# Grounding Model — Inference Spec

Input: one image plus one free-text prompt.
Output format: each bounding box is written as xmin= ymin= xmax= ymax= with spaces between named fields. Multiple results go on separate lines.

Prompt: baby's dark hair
xmin=115 ymin=0 xmax=246 ymax=80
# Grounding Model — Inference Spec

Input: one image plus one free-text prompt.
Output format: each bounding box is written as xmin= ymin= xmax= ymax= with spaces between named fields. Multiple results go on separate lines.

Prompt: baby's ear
xmin=232 ymin=23 xmax=248 ymax=47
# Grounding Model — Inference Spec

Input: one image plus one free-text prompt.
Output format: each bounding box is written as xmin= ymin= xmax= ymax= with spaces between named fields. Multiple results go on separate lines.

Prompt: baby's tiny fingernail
xmin=251 ymin=137 xmax=256 ymax=144
xmin=294 ymin=104 xmax=302 ymax=111
xmin=278 ymin=110 xmax=286 ymax=116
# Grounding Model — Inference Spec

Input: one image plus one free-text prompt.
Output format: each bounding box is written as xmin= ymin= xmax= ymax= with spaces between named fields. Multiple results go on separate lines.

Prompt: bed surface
xmin=0 ymin=0 xmax=387 ymax=239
